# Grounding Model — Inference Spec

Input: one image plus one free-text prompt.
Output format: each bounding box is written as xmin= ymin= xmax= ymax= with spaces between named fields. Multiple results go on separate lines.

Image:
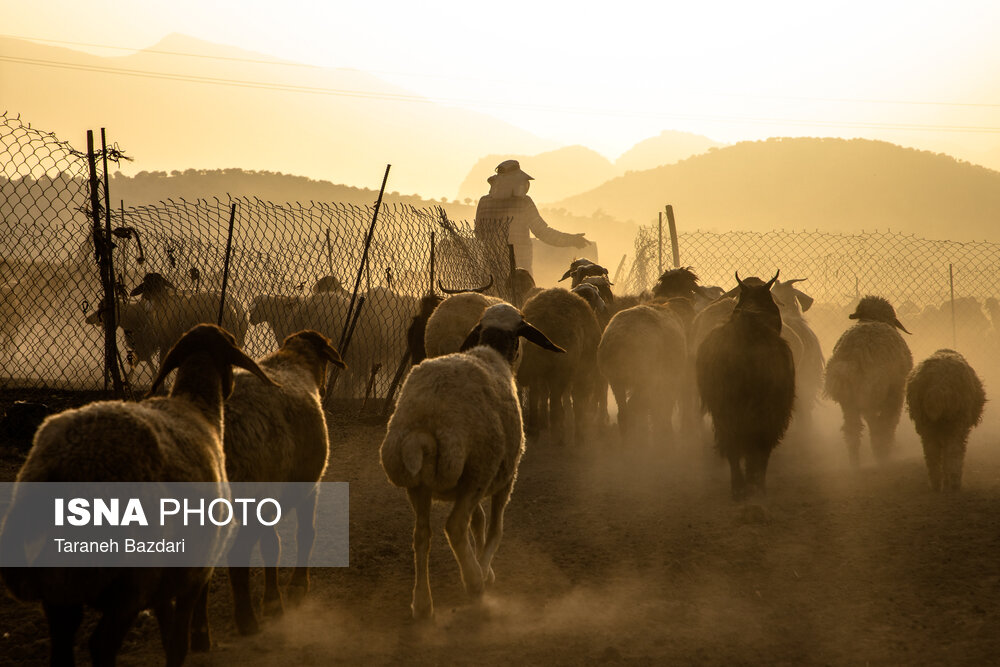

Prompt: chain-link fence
xmin=104 ymin=197 xmax=510 ymax=399
xmin=2 ymin=114 xmax=513 ymax=402
xmin=1 ymin=113 xmax=107 ymax=390
xmin=627 ymin=225 xmax=1000 ymax=388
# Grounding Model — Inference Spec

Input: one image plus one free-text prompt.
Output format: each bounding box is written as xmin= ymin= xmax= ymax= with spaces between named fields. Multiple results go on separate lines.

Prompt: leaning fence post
xmin=665 ymin=204 xmax=680 ymax=268
xmin=100 ymin=129 xmax=124 ymax=397
xmin=340 ymin=165 xmax=390 ymax=350
xmin=218 ymin=203 xmax=237 ymax=327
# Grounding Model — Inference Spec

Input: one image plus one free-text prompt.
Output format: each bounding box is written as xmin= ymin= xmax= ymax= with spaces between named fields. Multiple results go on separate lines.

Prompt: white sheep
xmin=249 ymin=294 xmax=305 ymax=347
xmin=289 ymin=291 xmax=381 ymax=396
xmin=423 ymin=292 xmax=505 ymax=359
xmin=825 ymin=295 xmax=913 ymax=466
xmin=223 ymin=330 xmax=346 ymax=635
xmin=380 ymin=303 xmax=563 ymax=619
xmin=905 ymin=349 xmax=985 ymax=491
xmin=0 ymin=324 xmax=277 ymax=666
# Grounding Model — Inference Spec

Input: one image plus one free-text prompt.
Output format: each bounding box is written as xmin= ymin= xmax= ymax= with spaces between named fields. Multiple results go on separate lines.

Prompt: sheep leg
xmin=597 ymin=378 xmax=609 ymax=426
xmin=942 ymin=436 xmax=967 ymax=491
xmin=745 ymin=444 xmax=772 ymax=497
xmin=152 ymin=597 xmax=175 ymax=661
xmin=260 ymin=525 xmax=284 ymax=618
xmin=407 ymin=486 xmax=434 ymax=620
xmin=870 ymin=388 xmax=904 ymax=463
xmin=841 ymin=405 xmax=863 ymax=468
xmin=445 ymin=491 xmax=485 ymax=598
xmin=288 ymin=491 xmax=319 ymax=605
xmin=88 ymin=598 xmax=144 ymax=667
xmin=480 ymin=480 xmax=515 ymax=587
xmin=166 ymin=584 xmax=201 ymax=667
xmin=611 ymin=381 xmax=629 ymax=438
xmin=227 ymin=524 xmax=263 ymax=635
xmin=571 ymin=377 xmax=593 ymax=446
xmin=470 ymin=501 xmax=487 ymax=559
xmin=190 ymin=581 xmax=212 ymax=653
xmin=549 ymin=377 xmax=569 ymax=446
xmin=43 ymin=602 xmax=83 ymax=666
xmin=922 ymin=439 xmax=943 ymax=491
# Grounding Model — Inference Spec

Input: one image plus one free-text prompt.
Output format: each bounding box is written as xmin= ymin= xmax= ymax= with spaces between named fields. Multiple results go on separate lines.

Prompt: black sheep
xmin=696 ymin=271 xmax=795 ymax=500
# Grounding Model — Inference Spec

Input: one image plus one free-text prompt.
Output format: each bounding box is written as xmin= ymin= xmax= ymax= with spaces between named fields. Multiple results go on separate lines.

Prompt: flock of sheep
xmin=0 ymin=254 xmax=989 ymax=664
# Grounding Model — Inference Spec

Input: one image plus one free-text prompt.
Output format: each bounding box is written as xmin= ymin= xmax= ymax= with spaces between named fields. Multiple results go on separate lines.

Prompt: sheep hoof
xmin=263 ymin=596 xmax=284 ymax=618
xmin=411 ymin=601 xmax=434 ymax=621
xmin=738 ymin=503 xmax=770 ymax=525
xmin=234 ymin=611 xmax=261 ymax=636
xmin=190 ymin=628 xmax=212 ymax=652
xmin=286 ymin=583 xmax=308 ymax=606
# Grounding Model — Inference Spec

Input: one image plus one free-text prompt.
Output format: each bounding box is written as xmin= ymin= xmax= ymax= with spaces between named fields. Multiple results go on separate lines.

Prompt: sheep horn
xmin=734 ymin=271 xmax=745 ymax=289
xmin=438 ymin=275 xmax=494 ymax=294
xmin=765 ymin=270 xmax=781 ymax=289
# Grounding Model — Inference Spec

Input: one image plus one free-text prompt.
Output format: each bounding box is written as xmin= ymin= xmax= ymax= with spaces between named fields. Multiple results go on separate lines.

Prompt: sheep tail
xmin=384 ymin=429 xmax=466 ymax=490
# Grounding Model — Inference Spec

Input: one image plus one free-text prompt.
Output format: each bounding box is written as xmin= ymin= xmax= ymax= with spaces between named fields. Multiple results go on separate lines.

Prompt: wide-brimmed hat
xmin=495 ymin=159 xmax=533 ymax=180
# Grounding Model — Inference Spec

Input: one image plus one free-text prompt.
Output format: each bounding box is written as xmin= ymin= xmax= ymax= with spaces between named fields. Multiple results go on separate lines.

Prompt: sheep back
xmin=825 ymin=322 xmax=913 ymax=407
xmin=696 ymin=318 xmax=795 ymax=448
xmin=518 ymin=288 xmax=600 ymax=385
xmin=424 ymin=293 xmax=504 ymax=358
xmin=906 ymin=349 xmax=985 ymax=436
xmin=223 ymin=355 xmax=329 ymax=484
xmin=598 ymin=305 xmax=685 ymax=388
xmin=381 ymin=347 xmax=522 ymax=495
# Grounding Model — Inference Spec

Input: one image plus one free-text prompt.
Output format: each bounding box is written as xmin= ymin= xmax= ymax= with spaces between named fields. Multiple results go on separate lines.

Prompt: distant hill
xmin=554 ymin=137 xmax=1000 ymax=242
xmin=614 ymin=130 xmax=725 ymax=173
xmin=0 ymin=34 xmax=556 ymax=199
xmin=457 ymin=131 xmax=724 ymax=204
xmin=455 ymin=146 xmax=617 ymax=203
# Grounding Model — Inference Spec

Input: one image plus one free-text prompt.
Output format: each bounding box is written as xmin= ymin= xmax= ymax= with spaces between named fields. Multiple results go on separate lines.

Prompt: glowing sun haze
xmin=5 ymin=0 xmax=1000 ymax=162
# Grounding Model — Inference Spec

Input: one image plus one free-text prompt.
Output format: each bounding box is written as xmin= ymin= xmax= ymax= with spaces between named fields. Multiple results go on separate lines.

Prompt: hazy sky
xmin=5 ymin=0 xmax=1000 ymax=161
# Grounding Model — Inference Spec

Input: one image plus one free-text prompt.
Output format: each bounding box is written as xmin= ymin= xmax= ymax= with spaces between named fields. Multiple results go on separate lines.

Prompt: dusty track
xmin=2 ymin=403 xmax=999 ymax=665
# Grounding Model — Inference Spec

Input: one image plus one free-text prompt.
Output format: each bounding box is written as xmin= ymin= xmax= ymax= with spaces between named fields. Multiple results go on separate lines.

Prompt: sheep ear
xmin=287 ymin=330 xmax=348 ymax=369
xmin=129 ymin=283 xmax=145 ymax=297
xmin=146 ymin=325 xmax=278 ymax=398
xmin=558 ymin=268 xmax=574 ymax=282
xmin=518 ymin=323 xmax=565 ymax=353
xmin=893 ymin=318 xmax=912 ymax=335
xmin=459 ymin=324 xmax=482 ymax=352
xmin=226 ymin=343 xmax=280 ymax=387
xmin=794 ymin=289 xmax=814 ymax=312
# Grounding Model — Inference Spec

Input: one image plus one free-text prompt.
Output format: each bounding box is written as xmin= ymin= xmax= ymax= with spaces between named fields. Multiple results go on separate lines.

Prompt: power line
xmin=3 ymin=53 xmax=1000 ymax=135
xmin=5 ymin=33 xmax=1000 ymax=111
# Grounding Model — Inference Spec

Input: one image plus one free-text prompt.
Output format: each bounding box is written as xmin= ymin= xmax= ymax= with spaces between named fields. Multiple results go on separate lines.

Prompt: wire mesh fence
xmin=1 ymin=113 xmax=107 ymax=390
xmin=104 ymin=197 xmax=511 ymax=400
xmin=2 ymin=114 xmax=514 ymax=402
xmin=626 ymin=224 xmax=1000 ymax=388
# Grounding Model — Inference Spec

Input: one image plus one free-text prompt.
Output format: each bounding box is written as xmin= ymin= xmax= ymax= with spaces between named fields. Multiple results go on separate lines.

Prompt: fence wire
xmin=627 ymin=225 xmax=1000 ymax=388
xmin=1 ymin=113 xmax=105 ymax=390
xmin=2 ymin=115 xmax=512 ymax=401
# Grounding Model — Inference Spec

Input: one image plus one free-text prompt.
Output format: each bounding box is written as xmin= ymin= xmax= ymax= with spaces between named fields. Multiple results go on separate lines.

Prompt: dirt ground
xmin=2 ymin=398 xmax=1000 ymax=666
